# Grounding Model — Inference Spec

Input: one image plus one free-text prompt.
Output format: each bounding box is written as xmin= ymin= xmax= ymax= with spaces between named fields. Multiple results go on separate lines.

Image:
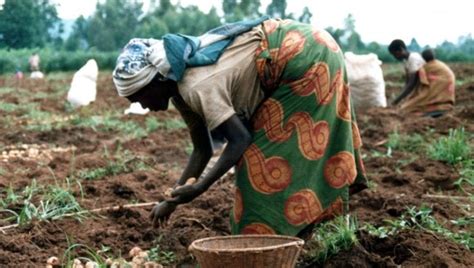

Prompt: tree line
xmin=0 ymin=0 xmax=473 ymax=74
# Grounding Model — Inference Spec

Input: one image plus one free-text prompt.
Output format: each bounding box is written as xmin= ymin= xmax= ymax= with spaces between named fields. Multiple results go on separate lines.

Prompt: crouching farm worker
xmin=388 ymin=40 xmax=455 ymax=117
xmin=113 ymin=17 xmax=367 ymax=237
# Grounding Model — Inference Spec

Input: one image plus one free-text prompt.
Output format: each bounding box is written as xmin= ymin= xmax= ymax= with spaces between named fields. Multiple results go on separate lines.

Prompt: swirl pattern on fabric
xmin=243 ymin=144 xmax=292 ymax=194
xmin=284 ymin=189 xmax=323 ymax=226
xmin=324 ymin=151 xmax=357 ymax=188
xmin=253 ymin=99 xmax=330 ymax=160
xmin=242 ymin=223 xmax=276 ymax=235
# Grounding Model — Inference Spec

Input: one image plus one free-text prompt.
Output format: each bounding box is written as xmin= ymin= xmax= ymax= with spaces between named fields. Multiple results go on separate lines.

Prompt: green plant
xmin=0 ymin=101 xmax=20 ymax=112
xmin=386 ymin=130 xmax=401 ymax=149
xmin=145 ymin=116 xmax=160 ymax=132
xmin=163 ymin=118 xmax=186 ymax=130
xmin=396 ymin=155 xmax=420 ymax=167
xmin=386 ymin=130 xmax=426 ymax=152
xmin=406 ymin=206 xmax=473 ymax=249
xmin=454 ymin=159 xmax=474 ymax=192
xmin=1 ymin=179 xmax=85 ymax=226
xmin=0 ymin=185 xmax=20 ymax=208
xmin=0 ymin=87 xmax=15 ymax=96
xmin=62 ymin=241 xmax=108 ymax=267
xmin=366 ymin=180 xmax=378 ymax=190
xmin=18 ymin=184 xmax=84 ymax=224
xmin=78 ymin=163 xmax=126 ymax=181
xmin=133 ymin=160 xmax=152 ymax=171
xmin=363 ymin=206 xmax=473 ymax=250
xmin=147 ymin=235 xmax=177 ymax=265
xmin=451 ymin=216 xmax=474 ymax=227
xmin=455 ymin=76 xmax=474 ymax=87
xmin=428 ymin=128 xmax=472 ymax=164
xmin=301 ymin=216 xmax=358 ymax=265
xmin=370 ymin=149 xmax=389 ymax=158
xmin=77 ymin=147 xmax=142 ymax=180
xmin=0 ymin=185 xmax=21 ymax=222
xmin=23 ymin=111 xmax=55 ymax=131
xmin=72 ymin=114 xmax=147 ymax=138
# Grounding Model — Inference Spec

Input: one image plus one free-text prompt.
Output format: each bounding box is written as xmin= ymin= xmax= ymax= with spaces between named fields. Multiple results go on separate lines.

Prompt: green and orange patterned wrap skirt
xmin=230 ymin=19 xmax=367 ymax=236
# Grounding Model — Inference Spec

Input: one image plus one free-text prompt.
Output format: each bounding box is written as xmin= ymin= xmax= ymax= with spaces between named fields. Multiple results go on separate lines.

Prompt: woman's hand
xmin=170 ymin=181 xmax=207 ymax=203
xmin=149 ymin=201 xmax=177 ymax=227
xmin=150 ymin=178 xmax=203 ymax=227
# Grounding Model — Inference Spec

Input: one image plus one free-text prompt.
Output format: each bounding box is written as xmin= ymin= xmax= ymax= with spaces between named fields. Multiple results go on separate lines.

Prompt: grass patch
xmin=146 ymin=116 xmax=187 ymax=132
xmin=162 ymin=118 xmax=186 ymax=130
xmin=363 ymin=206 xmax=473 ymax=250
xmin=455 ymin=76 xmax=474 ymax=87
xmin=146 ymin=116 xmax=161 ymax=132
xmin=454 ymin=159 xmax=474 ymax=192
xmin=301 ymin=216 xmax=358 ymax=265
xmin=0 ymin=179 xmax=85 ymax=226
xmin=428 ymin=128 xmax=472 ymax=164
xmin=147 ymin=235 xmax=177 ymax=266
xmin=0 ymin=101 xmax=21 ymax=112
xmin=0 ymin=87 xmax=16 ymax=96
xmin=0 ymin=185 xmax=20 ymax=208
xmin=75 ymin=147 xmax=151 ymax=180
xmin=77 ymin=161 xmax=129 ymax=180
xmin=369 ymin=149 xmax=389 ymax=158
xmin=72 ymin=114 xmax=147 ymax=138
xmin=386 ymin=130 xmax=426 ymax=152
xmin=23 ymin=109 xmax=56 ymax=131
xmin=62 ymin=242 xmax=110 ymax=267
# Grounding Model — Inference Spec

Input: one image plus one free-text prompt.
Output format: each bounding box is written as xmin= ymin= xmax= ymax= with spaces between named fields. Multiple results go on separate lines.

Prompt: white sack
xmin=30 ymin=71 xmax=44 ymax=79
xmin=344 ymin=52 xmax=387 ymax=109
xmin=67 ymin=59 xmax=98 ymax=107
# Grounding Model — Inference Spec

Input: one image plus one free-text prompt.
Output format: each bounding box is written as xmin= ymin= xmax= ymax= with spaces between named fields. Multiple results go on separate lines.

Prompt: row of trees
xmin=0 ymin=0 xmax=304 ymax=51
xmin=0 ymin=0 xmax=473 ymax=73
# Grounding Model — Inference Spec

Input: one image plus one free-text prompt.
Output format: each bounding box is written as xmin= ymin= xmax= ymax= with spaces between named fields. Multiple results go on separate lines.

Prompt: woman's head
xmin=113 ymin=38 xmax=173 ymax=97
xmin=421 ymin=49 xmax=435 ymax=62
xmin=126 ymin=74 xmax=178 ymax=111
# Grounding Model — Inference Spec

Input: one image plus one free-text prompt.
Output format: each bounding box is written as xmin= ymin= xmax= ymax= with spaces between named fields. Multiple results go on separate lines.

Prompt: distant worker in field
xmin=421 ymin=48 xmax=435 ymax=63
xmin=388 ymin=40 xmax=455 ymax=117
xmin=15 ymin=67 xmax=23 ymax=80
xmin=28 ymin=52 xmax=40 ymax=72
xmin=113 ymin=17 xmax=367 ymax=237
xmin=14 ymin=66 xmax=23 ymax=88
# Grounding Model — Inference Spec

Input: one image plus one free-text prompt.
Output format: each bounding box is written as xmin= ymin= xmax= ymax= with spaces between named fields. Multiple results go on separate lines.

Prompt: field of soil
xmin=0 ymin=62 xmax=472 ymax=267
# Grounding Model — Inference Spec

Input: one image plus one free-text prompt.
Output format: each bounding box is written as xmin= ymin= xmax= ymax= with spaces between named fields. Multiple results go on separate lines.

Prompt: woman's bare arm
xmin=393 ymin=72 xmax=419 ymax=105
xmin=170 ymin=114 xmax=252 ymax=201
xmin=172 ymin=96 xmax=213 ymax=187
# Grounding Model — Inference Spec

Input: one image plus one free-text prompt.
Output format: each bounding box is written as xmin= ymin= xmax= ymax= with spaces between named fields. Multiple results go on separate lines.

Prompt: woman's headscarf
xmin=112 ymin=38 xmax=171 ymax=97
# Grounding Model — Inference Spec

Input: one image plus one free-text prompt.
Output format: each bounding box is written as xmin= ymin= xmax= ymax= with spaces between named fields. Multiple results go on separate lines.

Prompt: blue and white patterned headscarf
xmin=113 ymin=38 xmax=171 ymax=97
xmin=113 ymin=16 xmax=269 ymax=97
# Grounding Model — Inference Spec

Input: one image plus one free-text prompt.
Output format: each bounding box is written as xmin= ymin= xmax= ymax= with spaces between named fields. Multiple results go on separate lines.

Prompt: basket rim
xmin=188 ymin=234 xmax=305 ymax=253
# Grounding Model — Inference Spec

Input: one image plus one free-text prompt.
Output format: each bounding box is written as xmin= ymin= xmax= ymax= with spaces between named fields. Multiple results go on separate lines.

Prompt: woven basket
xmin=188 ymin=235 xmax=305 ymax=268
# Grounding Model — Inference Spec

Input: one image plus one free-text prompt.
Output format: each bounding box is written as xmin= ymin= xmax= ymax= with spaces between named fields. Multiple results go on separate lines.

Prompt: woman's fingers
xmin=165 ymin=177 xmax=197 ymax=199
xmin=170 ymin=185 xmax=192 ymax=197
xmin=149 ymin=202 xmax=176 ymax=227
xmin=185 ymin=177 xmax=197 ymax=185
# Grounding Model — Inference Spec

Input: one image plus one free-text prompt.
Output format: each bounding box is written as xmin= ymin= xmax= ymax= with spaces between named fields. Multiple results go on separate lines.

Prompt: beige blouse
xmin=176 ymin=26 xmax=265 ymax=130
